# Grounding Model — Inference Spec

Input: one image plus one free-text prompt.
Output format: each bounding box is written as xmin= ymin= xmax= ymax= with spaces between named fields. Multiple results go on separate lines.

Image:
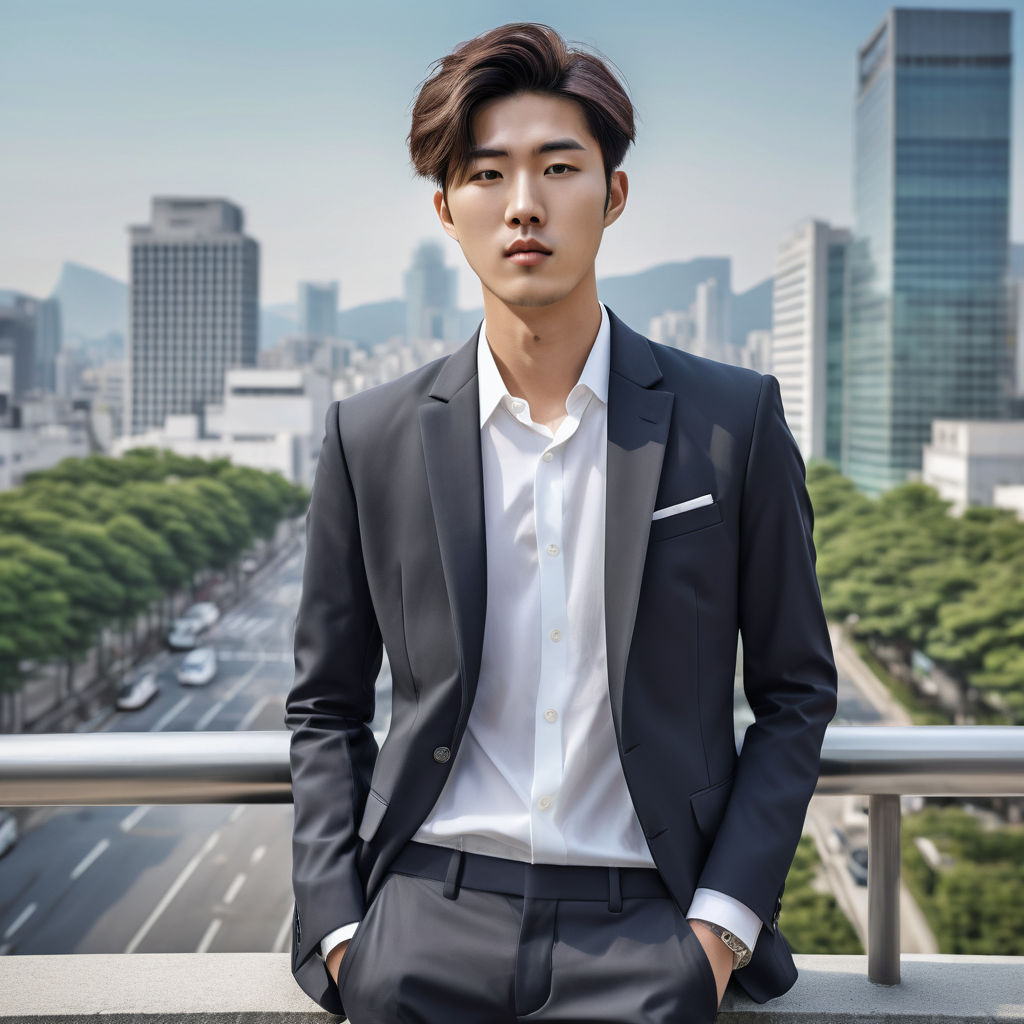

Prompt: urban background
xmin=1 ymin=0 xmax=1022 ymax=967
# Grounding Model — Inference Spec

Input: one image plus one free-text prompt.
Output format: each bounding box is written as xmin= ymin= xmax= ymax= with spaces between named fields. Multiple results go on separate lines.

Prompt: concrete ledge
xmin=1 ymin=953 xmax=1022 ymax=1022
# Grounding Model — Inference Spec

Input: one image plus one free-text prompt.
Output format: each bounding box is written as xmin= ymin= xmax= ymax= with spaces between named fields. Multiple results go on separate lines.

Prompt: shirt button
xmin=543 ymin=708 xmax=558 ymax=723
xmin=542 ymin=451 xmax=554 ymax=462
xmin=549 ymin=629 xmax=562 ymax=643
xmin=511 ymin=400 xmax=525 ymax=414
xmin=546 ymin=543 xmax=560 ymax=557
xmin=433 ymin=746 xmax=451 ymax=763
xmin=537 ymin=796 xmax=552 ymax=810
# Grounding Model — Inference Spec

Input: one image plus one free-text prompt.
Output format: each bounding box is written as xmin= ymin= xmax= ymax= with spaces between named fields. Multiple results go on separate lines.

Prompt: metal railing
xmin=2 ymin=725 xmax=1023 ymax=986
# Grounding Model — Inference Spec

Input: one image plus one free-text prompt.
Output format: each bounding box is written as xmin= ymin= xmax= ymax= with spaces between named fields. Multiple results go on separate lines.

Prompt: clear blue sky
xmin=2 ymin=0 xmax=1021 ymax=308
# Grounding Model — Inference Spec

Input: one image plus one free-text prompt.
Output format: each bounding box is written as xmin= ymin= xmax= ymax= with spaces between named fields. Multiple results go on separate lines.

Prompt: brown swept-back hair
xmin=408 ymin=22 xmax=636 ymax=211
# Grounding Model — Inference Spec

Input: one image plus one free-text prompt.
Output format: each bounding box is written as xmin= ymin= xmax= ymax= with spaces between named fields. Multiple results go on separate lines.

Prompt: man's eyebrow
xmin=466 ymin=138 xmax=588 ymax=160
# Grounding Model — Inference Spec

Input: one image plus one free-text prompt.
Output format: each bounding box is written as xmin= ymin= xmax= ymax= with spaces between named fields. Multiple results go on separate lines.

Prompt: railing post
xmin=868 ymin=793 xmax=901 ymax=985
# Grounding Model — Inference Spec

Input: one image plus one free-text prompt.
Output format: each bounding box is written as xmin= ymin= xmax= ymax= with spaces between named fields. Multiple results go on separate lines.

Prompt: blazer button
xmin=433 ymin=746 xmax=451 ymax=764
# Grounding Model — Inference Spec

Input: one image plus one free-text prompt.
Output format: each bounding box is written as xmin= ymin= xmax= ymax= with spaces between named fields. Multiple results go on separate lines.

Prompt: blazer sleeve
xmin=695 ymin=373 xmax=838 ymax=930
xmin=285 ymin=399 xmax=382 ymax=979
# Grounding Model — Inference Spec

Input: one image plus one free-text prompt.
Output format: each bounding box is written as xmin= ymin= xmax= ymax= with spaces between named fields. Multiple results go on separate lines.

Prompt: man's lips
xmin=506 ymin=250 xmax=550 ymax=266
xmin=505 ymin=239 xmax=552 ymax=258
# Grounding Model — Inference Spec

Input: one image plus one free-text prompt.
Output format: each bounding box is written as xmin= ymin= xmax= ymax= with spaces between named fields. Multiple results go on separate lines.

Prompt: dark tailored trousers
xmin=336 ymin=842 xmax=720 ymax=1024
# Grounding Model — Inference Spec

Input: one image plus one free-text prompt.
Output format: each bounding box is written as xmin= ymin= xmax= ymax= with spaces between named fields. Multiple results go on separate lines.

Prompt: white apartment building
xmin=114 ymin=367 xmax=331 ymax=488
xmin=922 ymin=419 xmax=1024 ymax=514
xmin=0 ymin=391 xmax=91 ymax=491
xmin=771 ymin=219 xmax=850 ymax=462
xmin=993 ymin=484 xmax=1024 ymax=520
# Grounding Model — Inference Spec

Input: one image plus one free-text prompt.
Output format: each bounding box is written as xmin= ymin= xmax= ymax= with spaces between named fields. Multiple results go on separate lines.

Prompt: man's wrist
xmin=689 ymin=918 xmax=751 ymax=970
xmin=319 ymin=921 xmax=359 ymax=960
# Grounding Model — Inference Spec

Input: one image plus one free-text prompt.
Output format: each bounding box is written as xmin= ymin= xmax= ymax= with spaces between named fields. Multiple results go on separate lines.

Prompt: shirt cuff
xmin=319 ymin=921 xmax=359 ymax=960
xmin=686 ymin=887 xmax=761 ymax=954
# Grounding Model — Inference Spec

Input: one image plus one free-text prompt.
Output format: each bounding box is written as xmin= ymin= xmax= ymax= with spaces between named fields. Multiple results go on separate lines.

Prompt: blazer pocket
xmin=357 ymin=790 xmax=388 ymax=843
xmin=649 ymin=500 xmax=723 ymax=543
xmin=689 ymin=773 xmax=735 ymax=839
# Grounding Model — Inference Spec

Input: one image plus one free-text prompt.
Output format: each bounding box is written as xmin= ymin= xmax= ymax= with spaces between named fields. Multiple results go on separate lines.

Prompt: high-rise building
xmin=694 ymin=278 xmax=729 ymax=356
xmin=34 ymin=297 xmax=62 ymax=392
xmin=1012 ymin=280 xmax=1024 ymax=413
xmin=404 ymin=241 xmax=458 ymax=345
xmin=647 ymin=310 xmax=694 ymax=351
xmin=843 ymin=8 xmax=1013 ymax=495
xmin=126 ymin=197 xmax=259 ymax=435
xmin=298 ymin=281 xmax=339 ymax=340
xmin=741 ymin=330 xmax=773 ymax=375
xmin=771 ymin=220 xmax=850 ymax=464
xmin=0 ymin=293 xmax=38 ymax=399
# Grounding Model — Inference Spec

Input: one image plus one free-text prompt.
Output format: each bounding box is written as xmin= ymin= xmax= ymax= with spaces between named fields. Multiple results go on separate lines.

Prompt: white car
xmin=177 ymin=646 xmax=217 ymax=686
xmin=182 ymin=602 xmax=220 ymax=631
xmin=0 ymin=810 xmax=18 ymax=857
xmin=167 ymin=622 xmax=199 ymax=651
xmin=116 ymin=672 xmax=160 ymax=711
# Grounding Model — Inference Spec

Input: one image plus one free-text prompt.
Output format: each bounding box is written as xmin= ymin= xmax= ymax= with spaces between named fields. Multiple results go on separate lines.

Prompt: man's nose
xmin=505 ymin=173 xmax=545 ymax=226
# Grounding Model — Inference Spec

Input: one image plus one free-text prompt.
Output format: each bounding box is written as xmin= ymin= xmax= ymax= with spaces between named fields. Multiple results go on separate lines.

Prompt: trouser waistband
xmin=389 ymin=840 xmax=669 ymax=911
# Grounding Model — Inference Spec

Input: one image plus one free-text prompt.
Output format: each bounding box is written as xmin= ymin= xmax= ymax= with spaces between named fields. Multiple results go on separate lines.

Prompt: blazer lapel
xmin=419 ymin=330 xmax=488 ymax=729
xmin=604 ymin=309 xmax=674 ymax=739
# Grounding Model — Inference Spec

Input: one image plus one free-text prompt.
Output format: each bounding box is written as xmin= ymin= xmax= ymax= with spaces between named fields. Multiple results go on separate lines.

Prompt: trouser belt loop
xmin=608 ymin=866 xmax=622 ymax=913
xmin=443 ymin=848 xmax=464 ymax=900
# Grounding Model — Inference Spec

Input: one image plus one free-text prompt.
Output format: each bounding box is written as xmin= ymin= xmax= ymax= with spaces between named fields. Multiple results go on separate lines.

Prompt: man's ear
xmin=603 ymin=170 xmax=628 ymax=228
xmin=434 ymin=189 xmax=459 ymax=242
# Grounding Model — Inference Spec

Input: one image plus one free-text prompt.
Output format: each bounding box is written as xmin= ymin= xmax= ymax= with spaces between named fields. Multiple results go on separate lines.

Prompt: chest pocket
xmin=649 ymin=500 xmax=723 ymax=543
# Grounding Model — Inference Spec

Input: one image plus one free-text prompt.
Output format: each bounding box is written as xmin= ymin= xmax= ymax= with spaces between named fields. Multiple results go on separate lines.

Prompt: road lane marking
xmin=196 ymin=700 xmax=227 ymax=730
xmin=120 ymin=806 xmax=152 ymax=832
xmin=124 ymin=830 xmax=220 ymax=953
xmin=224 ymin=662 xmax=261 ymax=701
xmin=71 ymin=839 xmax=110 ymax=880
xmin=153 ymin=695 xmax=192 ymax=732
xmin=4 ymin=903 xmax=36 ymax=940
xmin=218 ymin=651 xmax=291 ymax=663
xmin=196 ymin=918 xmax=222 ymax=953
xmin=236 ymin=695 xmax=272 ymax=731
xmin=223 ymin=873 xmax=246 ymax=904
xmin=251 ymin=845 xmax=266 ymax=865
xmin=229 ymin=806 xmax=246 ymax=823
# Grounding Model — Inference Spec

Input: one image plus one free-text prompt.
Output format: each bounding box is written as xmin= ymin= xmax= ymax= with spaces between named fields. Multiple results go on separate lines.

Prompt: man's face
xmin=435 ymin=90 xmax=626 ymax=310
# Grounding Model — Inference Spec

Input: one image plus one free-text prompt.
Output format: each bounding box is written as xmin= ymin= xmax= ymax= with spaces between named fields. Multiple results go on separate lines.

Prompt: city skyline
xmin=3 ymin=0 xmax=1022 ymax=310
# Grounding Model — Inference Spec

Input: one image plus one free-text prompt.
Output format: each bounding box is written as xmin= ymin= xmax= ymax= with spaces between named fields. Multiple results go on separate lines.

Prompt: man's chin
xmin=483 ymin=282 xmax=572 ymax=311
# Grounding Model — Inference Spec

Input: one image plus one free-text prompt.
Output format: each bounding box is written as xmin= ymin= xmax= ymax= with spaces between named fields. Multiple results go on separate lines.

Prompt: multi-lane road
xmin=1 ymin=543 xmax=929 ymax=958
xmin=0 ymin=543 xmax=391 ymax=957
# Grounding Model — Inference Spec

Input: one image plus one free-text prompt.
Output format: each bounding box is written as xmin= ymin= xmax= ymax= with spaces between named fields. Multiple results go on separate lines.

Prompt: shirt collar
xmin=477 ymin=302 xmax=611 ymax=428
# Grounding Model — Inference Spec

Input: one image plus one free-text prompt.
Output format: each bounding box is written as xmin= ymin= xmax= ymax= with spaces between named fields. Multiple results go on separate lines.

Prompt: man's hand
xmin=687 ymin=919 xmax=733 ymax=1006
xmin=325 ymin=939 xmax=350 ymax=986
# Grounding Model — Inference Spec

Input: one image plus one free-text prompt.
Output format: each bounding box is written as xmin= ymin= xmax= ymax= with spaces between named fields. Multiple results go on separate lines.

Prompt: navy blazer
xmin=285 ymin=306 xmax=838 ymax=1016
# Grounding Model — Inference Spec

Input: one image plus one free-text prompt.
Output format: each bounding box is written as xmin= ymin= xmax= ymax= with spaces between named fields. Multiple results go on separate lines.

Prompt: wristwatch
xmin=690 ymin=919 xmax=752 ymax=970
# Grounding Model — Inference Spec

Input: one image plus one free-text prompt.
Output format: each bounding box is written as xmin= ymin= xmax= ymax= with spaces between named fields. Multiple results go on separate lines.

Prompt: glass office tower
xmin=825 ymin=238 xmax=848 ymax=467
xmin=843 ymin=8 xmax=1013 ymax=495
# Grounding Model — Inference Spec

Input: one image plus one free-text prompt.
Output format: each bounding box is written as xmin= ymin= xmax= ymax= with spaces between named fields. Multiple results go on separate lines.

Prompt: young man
xmin=286 ymin=22 xmax=837 ymax=1023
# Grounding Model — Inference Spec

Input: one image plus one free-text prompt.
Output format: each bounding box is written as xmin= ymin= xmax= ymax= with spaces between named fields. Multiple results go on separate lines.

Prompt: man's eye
xmin=471 ymin=169 xmax=501 ymax=181
xmin=547 ymin=164 xmax=575 ymax=175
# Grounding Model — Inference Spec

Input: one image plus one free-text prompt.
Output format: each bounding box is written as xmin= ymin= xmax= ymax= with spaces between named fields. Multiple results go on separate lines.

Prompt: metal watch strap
xmin=690 ymin=919 xmax=752 ymax=970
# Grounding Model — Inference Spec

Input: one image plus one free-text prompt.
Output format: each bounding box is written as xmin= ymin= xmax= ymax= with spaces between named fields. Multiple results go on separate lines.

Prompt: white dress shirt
xmin=320 ymin=302 xmax=759 ymax=960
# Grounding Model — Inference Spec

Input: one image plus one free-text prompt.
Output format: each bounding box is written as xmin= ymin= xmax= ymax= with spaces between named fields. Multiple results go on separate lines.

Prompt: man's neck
xmin=481 ymin=282 xmax=603 ymax=432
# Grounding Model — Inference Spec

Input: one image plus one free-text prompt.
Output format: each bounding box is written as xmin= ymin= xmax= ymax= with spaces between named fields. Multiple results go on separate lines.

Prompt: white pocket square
xmin=651 ymin=493 xmax=714 ymax=521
